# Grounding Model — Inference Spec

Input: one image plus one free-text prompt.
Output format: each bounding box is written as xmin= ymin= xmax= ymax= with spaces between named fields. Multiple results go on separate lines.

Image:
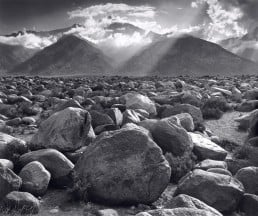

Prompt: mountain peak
xmin=10 ymin=34 xmax=112 ymax=76
xmin=120 ymin=35 xmax=258 ymax=77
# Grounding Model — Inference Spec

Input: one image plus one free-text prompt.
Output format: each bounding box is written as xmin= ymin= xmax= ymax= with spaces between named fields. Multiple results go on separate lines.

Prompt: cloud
xmin=0 ymin=31 xmax=57 ymax=49
xmin=68 ymin=3 xmax=159 ymax=35
xmin=191 ymin=0 xmax=247 ymax=41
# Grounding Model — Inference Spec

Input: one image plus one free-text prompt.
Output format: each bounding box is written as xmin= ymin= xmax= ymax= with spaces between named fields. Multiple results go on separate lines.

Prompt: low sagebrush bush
xmin=165 ymin=152 xmax=197 ymax=183
xmin=202 ymin=96 xmax=231 ymax=119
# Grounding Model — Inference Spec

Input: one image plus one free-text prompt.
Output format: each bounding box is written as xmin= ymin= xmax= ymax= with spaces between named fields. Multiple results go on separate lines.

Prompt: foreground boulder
xmin=235 ymin=166 xmax=258 ymax=195
xmin=175 ymin=169 xmax=244 ymax=212
xmin=136 ymin=208 xmax=221 ymax=216
xmin=30 ymin=107 xmax=95 ymax=152
xmin=73 ymin=126 xmax=171 ymax=205
xmin=164 ymin=194 xmax=222 ymax=216
xmin=19 ymin=161 xmax=51 ymax=196
xmin=19 ymin=149 xmax=74 ymax=187
xmin=3 ymin=191 xmax=40 ymax=214
xmin=0 ymin=167 xmax=22 ymax=199
xmin=189 ymin=133 xmax=227 ymax=160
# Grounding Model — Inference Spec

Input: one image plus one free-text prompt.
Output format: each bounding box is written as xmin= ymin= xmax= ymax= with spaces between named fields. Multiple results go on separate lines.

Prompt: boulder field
xmin=0 ymin=75 xmax=257 ymax=215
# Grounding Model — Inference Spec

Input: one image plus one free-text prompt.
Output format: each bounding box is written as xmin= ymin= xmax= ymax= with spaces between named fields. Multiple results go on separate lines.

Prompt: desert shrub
xmin=165 ymin=152 xmax=197 ymax=183
xmin=202 ymin=107 xmax=223 ymax=119
xmin=202 ymin=96 xmax=231 ymax=119
xmin=68 ymin=170 xmax=91 ymax=202
xmin=217 ymin=139 xmax=240 ymax=152
xmin=234 ymin=144 xmax=254 ymax=160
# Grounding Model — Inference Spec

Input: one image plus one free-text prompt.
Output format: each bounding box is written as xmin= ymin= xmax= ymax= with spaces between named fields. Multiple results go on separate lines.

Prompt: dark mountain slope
xmin=120 ymin=35 xmax=258 ymax=77
xmin=0 ymin=43 xmax=38 ymax=73
xmin=10 ymin=35 xmax=113 ymax=76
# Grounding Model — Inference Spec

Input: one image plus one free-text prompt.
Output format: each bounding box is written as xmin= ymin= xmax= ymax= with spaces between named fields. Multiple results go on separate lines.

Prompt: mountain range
xmin=220 ymin=27 xmax=258 ymax=63
xmin=1 ymin=23 xmax=258 ymax=77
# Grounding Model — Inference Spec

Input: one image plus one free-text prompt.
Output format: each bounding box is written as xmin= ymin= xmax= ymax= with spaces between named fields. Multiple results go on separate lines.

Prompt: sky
xmin=0 ymin=0 xmax=258 ymax=46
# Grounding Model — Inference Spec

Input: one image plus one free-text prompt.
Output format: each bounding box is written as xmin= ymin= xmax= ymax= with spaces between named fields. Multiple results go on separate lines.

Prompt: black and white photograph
xmin=0 ymin=0 xmax=257 ymax=215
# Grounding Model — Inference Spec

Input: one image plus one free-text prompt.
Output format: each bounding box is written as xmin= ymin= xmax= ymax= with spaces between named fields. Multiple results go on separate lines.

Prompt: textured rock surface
xmin=175 ymin=169 xmax=244 ymax=212
xmin=0 ymin=167 xmax=22 ymax=200
xmin=30 ymin=107 xmax=95 ymax=152
xmin=19 ymin=161 xmax=51 ymax=196
xmin=19 ymin=149 xmax=74 ymax=187
xmin=189 ymin=132 xmax=227 ymax=160
xmin=73 ymin=126 xmax=171 ymax=205
xmin=235 ymin=166 xmax=258 ymax=195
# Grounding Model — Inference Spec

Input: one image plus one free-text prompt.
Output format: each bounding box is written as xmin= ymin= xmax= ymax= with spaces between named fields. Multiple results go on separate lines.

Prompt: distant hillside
xmin=10 ymin=35 xmax=113 ymax=76
xmin=0 ymin=42 xmax=38 ymax=73
xmin=120 ymin=35 xmax=258 ymax=77
xmin=220 ymin=27 xmax=258 ymax=63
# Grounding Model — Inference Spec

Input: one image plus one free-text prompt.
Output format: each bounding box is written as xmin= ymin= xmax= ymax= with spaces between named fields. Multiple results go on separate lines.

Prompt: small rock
xmin=0 ymin=167 xmax=22 ymax=199
xmin=240 ymin=193 xmax=258 ymax=216
xmin=136 ymin=208 xmax=221 ymax=216
xmin=175 ymin=169 xmax=244 ymax=212
xmin=19 ymin=149 xmax=74 ymax=187
xmin=122 ymin=92 xmax=157 ymax=116
xmin=164 ymin=194 xmax=222 ymax=216
xmin=235 ymin=166 xmax=258 ymax=195
xmin=0 ymin=159 xmax=14 ymax=170
xmin=207 ymin=168 xmax=232 ymax=176
xmin=195 ymin=159 xmax=228 ymax=170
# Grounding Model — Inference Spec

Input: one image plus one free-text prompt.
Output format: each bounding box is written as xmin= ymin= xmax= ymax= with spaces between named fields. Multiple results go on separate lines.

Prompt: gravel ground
xmin=205 ymin=111 xmax=248 ymax=146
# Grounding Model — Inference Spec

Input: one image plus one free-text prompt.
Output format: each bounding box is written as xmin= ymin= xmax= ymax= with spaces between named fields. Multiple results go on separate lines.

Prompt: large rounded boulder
xmin=72 ymin=126 xmax=171 ymax=205
xmin=175 ymin=169 xmax=244 ymax=212
xmin=30 ymin=107 xmax=95 ymax=152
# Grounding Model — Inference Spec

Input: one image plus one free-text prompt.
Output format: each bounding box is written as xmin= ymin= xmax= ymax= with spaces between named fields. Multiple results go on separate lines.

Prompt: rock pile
xmin=0 ymin=75 xmax=256 ymax=215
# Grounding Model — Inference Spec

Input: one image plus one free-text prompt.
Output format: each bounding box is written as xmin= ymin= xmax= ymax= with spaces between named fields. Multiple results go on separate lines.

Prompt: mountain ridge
xmin=10 ymin=34 xmax=113 ymax=76
xmin=119 ymin=35 xmax=258 ymax=77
